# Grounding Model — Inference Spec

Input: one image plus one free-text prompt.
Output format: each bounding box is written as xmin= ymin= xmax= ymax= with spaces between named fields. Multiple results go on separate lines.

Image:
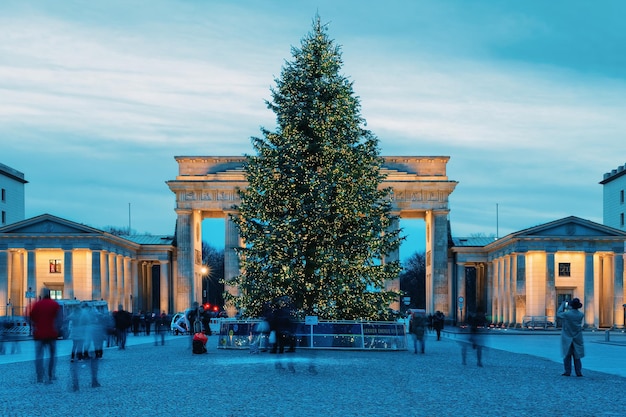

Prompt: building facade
xmin=0 ymin=214 xmax=177 ymax=317
xmin=450 ymin=216 xmax=626 ymax=329
xmin=167 ymin=155 xmax=457 ymax=316
xmin=601 ymin=162 xmax=626 ymax=231
xmin=0 ymin=163 xmax=27 ymax=227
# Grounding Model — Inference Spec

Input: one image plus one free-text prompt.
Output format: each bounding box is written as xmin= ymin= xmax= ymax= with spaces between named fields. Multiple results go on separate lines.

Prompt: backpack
xmin=192 ymin=339 xmax=207 ymax=354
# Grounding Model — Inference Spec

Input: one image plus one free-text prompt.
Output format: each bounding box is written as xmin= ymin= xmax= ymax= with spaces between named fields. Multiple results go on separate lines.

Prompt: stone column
xmin=131 ymin=260 xmax=139 ymax=313
xmin=456 ymin=262 xmax=466 ymax=324
xmin=144 ymin=261 xmax=152 ymax=313
xmin=431 ymin=210 xmax=450 ymax=316
xmin=101 ymin=252 xmax=110 ymax=305
xmin=545 ymin=251 xmax=555 ymax=319
xmin=91 ymin=250 xmax=102 ymax=300
xmin=508 ymin=254 xmax=516 ymax=326
xmin=26 ymin=248 xmax=36 ymax=296
xmin=503 ymin=255 xmax=511 ymax=325
xmin=614 ymin=250 xmax=624 ymax=328
xmin=159 ymin=260 xmax=170 ymax=314
xmin=0 ymin=247 xmax=8 ymax=315
xmin=224 ymin=212 xmax=241 ymax=317
xmin=110 ymin=254 xmax=118 ymax=308
xmin=486 ymin=261 xmax=494 ymax=323
xmin=495 ymin=257 xmax=502 ymax=324
xmin=515 ymin=253 xmax=526 ymax=325
xmin=584 ymin=251 xmax=595 ymax=328
xmin=63 ymin=248 xmax=73 ymax=299
xmin=175 ymin=209 xmax=193 ymax=313
xmin=384 ymin=216 xmax=401 ymax=311
xmin=124 ymin=257 xmax=132 ymax=312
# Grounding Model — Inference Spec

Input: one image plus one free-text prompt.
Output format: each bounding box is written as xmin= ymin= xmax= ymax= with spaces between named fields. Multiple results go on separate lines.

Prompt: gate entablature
xmin=167 ymin=155 xmax=457 ymax=315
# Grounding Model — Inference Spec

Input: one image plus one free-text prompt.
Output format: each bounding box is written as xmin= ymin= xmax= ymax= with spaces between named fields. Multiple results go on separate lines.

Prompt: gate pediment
xmin=0 ymin=213 xmax=102 ymax=235
xmin=512 ymin=216 xmax=626 ymax=238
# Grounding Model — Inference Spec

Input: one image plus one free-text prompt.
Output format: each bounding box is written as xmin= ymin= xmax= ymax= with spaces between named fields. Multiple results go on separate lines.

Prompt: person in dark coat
xmin=154 ymin=311 xmax=168 ymax=346
xmin=557 ymin=298 xmax=585 ymax=377
xmin=113 ymin=305 xmax=132 ymax=350
xmin=270 ymin=297 xmax=295 ymax=354
xmin=409 ymin=310 xmax=426 ymax=354
xmin=30 ymin=288 xmax=60 ymax=384
xmin=433 ymin=311 xmax=445 ymax=341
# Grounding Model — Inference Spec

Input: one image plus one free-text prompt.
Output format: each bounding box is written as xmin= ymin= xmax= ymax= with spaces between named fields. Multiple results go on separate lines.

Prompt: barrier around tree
xmin=216 ymin=319 xmax=408 ymax=350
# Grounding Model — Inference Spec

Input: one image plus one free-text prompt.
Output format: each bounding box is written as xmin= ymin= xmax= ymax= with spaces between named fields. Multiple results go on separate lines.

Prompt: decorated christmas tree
xmin=227 ymin=16 xmax=403 ymax=320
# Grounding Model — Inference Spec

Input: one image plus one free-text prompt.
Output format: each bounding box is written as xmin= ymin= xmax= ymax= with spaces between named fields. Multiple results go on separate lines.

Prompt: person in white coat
xmin=557 ymin=298 xmax=584 ymax=377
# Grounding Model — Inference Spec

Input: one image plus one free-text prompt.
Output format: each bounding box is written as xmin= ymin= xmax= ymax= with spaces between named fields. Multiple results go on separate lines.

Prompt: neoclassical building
xmin=450 ymin=216 xmax=626 ymax=329
xmin=0 ymin=163 xmax=27 ymax=227
xmin=601 ymin=162 xmax=626 ymax=232
xmin=167 ymin=155 xmax=458 ymax=315
xmin=0 ymin=214 xmax=176 ymax=316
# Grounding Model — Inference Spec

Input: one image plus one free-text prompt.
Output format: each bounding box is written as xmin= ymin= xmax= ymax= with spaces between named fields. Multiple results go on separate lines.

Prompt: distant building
xmin=600 ymin=162 xmax=626 ymax=231
xmin=0 ymin=163 xmax=27 ymax=226
xmin=0 ymin=214 xmax=177 ymax=317
xmin=449 ymin=216 xmax=626 ymax=330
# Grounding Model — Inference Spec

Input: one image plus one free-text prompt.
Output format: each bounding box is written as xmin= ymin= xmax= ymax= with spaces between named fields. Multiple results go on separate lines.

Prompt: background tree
xmin=399 ymin=251 xmax=426 ymax=312
xmin=227 ymin=17 xmax=403 ymax=320
xmin=201 ymin=241 xmax=224 ymax=309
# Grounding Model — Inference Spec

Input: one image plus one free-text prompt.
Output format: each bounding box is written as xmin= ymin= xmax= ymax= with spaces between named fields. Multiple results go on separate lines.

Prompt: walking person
xmin=70 ymin=308 xmax=102 ymax=391
xmin=433 ymin=311 xmax=445 ymax=341
xmin=462 ymin=310 xmax=486 ymax=367
xmin=29 ymin=288 xmax=60 ymax=384
xmin=154 ymin=311 xmax=167 ymax=346
xmin=113 ymin=304 xmax=132 ymax=350
xmin=409 ymin=309 xmax=426 ymax=354
xmin=558 ymin=298 xmax=585 ymax=377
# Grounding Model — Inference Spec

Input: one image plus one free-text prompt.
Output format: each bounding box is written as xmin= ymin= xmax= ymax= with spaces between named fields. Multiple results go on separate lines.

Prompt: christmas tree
xmin=227 ymin=16 xmax=403 ymax=320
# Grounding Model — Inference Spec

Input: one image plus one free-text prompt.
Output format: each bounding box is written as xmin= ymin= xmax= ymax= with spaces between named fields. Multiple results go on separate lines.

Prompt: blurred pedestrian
xmin=433 ymin=311 xmax=445 ymax=341
xmin=30 ymin=288 xmax=60 ymax=384
xmin=113 ymin=304 xmax=132 ymax=350
xmin=462 ymin=310 xmax=486 ymax=367
xmin=154 ymin=311 xmax=167 ymax=346
xmin=145 ymin=311 xmax=153 ymax=336
xmin=409 ymin=309 xmax=426 ymax=354
xmin=557 ymin=298 xmax=584 ymax=377
xmin=70 ymin=304 xmax=90 ymax=362
xmin=70 ymin=307 xmax=102 ymax=391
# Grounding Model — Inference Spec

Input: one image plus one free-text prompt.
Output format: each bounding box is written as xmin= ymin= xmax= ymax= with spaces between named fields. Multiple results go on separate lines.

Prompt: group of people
xmin=408 ymin=299 xmax=586 ymax=376
xmin=408 ymin=309 xmax=446 ymax=355
xmin=247 ymin=297 xmax=297 ymax=356
xmin=27 ymin=290 xmax=175 ymax=390
xmin=27 ymin=287 xmax=588 ymax=386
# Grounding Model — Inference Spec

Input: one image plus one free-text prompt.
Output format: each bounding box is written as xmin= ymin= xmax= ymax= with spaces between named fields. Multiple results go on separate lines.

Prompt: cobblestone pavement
xmin=1 ymin=332 xmax=625 ymax=417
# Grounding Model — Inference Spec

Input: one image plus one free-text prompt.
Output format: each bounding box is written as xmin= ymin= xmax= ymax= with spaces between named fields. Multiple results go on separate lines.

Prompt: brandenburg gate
xmin=167 ymin=156 xmax=457 ymax=316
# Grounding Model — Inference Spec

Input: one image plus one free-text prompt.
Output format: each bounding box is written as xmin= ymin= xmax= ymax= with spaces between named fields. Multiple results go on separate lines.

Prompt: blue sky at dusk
xmin=2 ymin=0 xmax=625 ymax=260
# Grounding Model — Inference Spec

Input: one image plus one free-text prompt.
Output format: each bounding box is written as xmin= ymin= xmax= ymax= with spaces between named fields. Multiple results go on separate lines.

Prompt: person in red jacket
xmin=30 ymin=288 xmax=60 ymax=384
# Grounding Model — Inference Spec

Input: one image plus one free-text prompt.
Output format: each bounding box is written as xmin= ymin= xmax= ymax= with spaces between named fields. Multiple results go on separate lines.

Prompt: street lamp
xmin=201 ymin=265 xmax=211 ymax=304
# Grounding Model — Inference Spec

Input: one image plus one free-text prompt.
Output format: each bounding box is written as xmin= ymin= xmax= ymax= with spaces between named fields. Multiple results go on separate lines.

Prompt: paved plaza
xmin=0 ymin=329 xmax=625 ymax=417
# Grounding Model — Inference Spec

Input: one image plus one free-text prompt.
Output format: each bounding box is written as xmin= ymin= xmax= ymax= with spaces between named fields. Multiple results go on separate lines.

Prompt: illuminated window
xmin=50 ymin=290 xmax=62 ymax=300
xmin=49 ymin=259 xmax=62 ymax=273
xmin=558 ymin=263 xmax=570 ymax=277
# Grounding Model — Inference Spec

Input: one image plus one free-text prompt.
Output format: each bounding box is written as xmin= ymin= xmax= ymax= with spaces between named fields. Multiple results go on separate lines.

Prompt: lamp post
xmin=201 ymin=265 xmax=211 ymax=304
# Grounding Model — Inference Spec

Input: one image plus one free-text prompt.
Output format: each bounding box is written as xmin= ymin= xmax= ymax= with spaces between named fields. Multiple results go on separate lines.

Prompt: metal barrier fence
xmin=1 ymin=316 xmax=31 ymax=338
xmin=217 ymin=319 xmax=408 ymax=351
xmin=522 ymin=315 xmax=556 ymax=329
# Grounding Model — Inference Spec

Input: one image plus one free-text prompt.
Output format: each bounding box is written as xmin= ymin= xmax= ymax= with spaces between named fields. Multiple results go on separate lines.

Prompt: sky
xmin=2 ymin=0 xmax=625 ymax=261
